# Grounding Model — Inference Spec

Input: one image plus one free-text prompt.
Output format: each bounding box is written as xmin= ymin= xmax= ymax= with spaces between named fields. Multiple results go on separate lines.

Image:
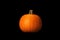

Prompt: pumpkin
xmin=19 ymin=10 xmax=42 ymax=32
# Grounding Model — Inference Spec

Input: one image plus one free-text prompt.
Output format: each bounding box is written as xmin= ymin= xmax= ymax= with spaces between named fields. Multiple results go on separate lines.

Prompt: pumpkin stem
xmin=29 ymin=10 xmax=33 ymax=14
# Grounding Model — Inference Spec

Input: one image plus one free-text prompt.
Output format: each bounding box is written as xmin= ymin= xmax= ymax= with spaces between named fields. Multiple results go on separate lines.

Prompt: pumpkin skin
xmin=19 ymin=10 xmax=42 ymax=32
xmin=19 ymin=14 xmax=42 ymax=32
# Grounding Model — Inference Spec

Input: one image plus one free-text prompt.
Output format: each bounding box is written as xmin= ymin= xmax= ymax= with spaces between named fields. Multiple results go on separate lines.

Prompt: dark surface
xmin=1 ymin=0 xmax=49 ymax=39
xmin=16 ymin=0 xmax=48 ymax=32
xmin=15 ymin=0 xmax=48 ymax=38
xmin=1 ymin=0 xmax=58 ymax=39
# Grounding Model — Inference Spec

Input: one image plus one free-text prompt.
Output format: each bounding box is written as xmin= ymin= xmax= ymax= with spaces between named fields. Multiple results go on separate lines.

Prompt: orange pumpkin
xmin=19 ymin=10 xmax=42 ymax=32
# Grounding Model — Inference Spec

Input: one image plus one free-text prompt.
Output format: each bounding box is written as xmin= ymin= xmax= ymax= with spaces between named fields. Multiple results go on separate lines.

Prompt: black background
xmin=1 ymin=0 xmax=59 ymax=39
xmin=16 ymin=0 xmax=48 ymax=32
xmin=15 ymin=0 xmax=48 ymax=38
xmin=1 ymin=0 xmax=49 ymax=39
